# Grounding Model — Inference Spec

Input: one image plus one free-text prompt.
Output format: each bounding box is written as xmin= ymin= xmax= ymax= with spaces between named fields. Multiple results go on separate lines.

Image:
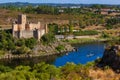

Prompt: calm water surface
xmin=0 ymin=42 xmax=105 ymax=67
xmin=54 ymin=42 xmax=105 ymax=67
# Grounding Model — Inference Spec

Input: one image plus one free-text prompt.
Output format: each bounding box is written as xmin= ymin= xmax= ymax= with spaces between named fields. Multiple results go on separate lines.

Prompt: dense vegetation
xmin=55 ymin=45 xmax=65 ymax=52
xmin=73 ymin=30 xmax=98 ymax=36
xmin=106 ymin=17 xmax=120 ymax=29
xmin=0 ymin=30 xmax=60 ymax=55
xmin=48 ymin=23 xmax=99 ymax=35
xmin=40 ymin=33 xmax=56 ymax=44
xmin=0 ymin=62 xmax=95 ymax=80
xmin=0 ymin=30 xmax=37 ymax=55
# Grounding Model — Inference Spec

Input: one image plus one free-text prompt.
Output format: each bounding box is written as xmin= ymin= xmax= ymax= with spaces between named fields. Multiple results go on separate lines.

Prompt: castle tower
xmin=18 ymin=14 xmax=26 ymax=24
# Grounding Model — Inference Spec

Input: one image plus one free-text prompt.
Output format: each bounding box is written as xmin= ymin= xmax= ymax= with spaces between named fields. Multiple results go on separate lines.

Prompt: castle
xmin=12 ymin=14 xmax=47 ymax=39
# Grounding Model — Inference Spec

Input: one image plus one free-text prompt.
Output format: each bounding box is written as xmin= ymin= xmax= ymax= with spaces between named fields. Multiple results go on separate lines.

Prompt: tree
xmin=48 ymin=23 xmax=58 ymax=34
xmin=69 ymin=24 xmax=74 ymax=34
xmin=12 ymin=46 xmax=31 ymax=55
xmin=0 ymin=65 xmax=12 ymax=73
xmin=15 ymin=39 xmax=25 ymax=47
xmin=25 ymin=38 xmax=37 ymax=49
xmin=41 ymin=33 xmax=55 ymax=44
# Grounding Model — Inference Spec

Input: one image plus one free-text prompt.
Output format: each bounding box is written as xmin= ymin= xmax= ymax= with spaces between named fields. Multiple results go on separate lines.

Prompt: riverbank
xmin=63 ymin=38 xmax=108 ymax=44
xmin=0 ymin=42 xmax=105 ymax=68
xmin=63 ymin=36 xmax=120 ymax=44
xmin=0 ymin=37 xmax=119 ymax=60
xmin=0 ymin=40 xmax=74 ymax=60
xmin=0 ymin=38 xmax=102 ymax=60
xmin=1 ymin=37 xmax=95 ymax=60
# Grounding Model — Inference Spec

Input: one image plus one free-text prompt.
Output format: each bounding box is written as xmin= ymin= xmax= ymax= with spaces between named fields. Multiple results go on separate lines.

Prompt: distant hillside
xmin=0 ymin=2 xmax=120 ymax=7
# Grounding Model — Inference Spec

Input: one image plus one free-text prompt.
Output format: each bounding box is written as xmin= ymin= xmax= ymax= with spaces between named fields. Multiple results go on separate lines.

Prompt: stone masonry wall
xmin=20 ymin=30 xmax=34 ymax=38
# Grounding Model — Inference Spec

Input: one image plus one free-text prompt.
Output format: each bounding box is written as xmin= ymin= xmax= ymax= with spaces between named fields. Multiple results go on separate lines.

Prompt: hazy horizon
xmin=0 ymin=0 xmax=120 ymax=5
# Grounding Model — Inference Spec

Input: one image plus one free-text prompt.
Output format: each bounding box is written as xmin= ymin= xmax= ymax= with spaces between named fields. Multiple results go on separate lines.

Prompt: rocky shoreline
xmin=0 ymin=41 xmax=74 ymax=60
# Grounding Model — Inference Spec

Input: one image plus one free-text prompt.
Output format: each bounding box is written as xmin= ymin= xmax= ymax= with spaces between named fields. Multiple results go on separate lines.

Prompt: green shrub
xmin=25 ymin=38 xmax=37 ymax=49
xmin=12 ymin=46 xmax=31 ymax=54
xmin=0 ymin=50 xmax=5 ymax=56
xmin=55 ymin=45 xmax=65 ymax=52
xmin=0 ymin=65 xmax=12 ymax=72
xmin=0 ymin=30 xmax=15 ymax=50
xmin=15 ymin=39 xmax=25 ymax=47
xmin=73 ymin=30 xmax=98 ymax=36
xmin=101 ymin=32 xmax=110 ymax=38
xmin=41 ymin=33 xmax=55 ymax=44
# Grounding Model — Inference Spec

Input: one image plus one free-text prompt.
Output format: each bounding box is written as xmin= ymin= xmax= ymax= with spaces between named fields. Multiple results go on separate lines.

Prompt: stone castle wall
xmin=12 ymin=14 xmax=47 ymax=40
xmin=19 ymin=30 xmax=34 ymax=38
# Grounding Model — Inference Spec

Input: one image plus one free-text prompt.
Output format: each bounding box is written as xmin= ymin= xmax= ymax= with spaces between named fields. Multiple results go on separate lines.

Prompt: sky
xmin=0 ymin=0 xmax=120 ymax=4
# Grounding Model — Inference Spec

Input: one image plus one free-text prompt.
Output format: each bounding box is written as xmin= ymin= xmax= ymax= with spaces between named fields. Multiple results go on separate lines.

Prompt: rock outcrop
xmin=33 ymin=41 xmax=74 ymax=55
xmin=100 ymin=45 xmax=120 ymax=71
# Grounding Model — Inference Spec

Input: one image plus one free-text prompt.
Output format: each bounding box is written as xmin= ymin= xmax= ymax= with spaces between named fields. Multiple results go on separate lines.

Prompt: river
xmin=0 ymin=42 xmax=105 ymax=68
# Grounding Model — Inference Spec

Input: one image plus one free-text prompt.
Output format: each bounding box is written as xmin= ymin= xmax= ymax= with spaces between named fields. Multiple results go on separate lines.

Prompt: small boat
xmin=66 ymin=53 xmax=68 ymax=55
xmin=86 ymin=53 xmax=94 ymax=57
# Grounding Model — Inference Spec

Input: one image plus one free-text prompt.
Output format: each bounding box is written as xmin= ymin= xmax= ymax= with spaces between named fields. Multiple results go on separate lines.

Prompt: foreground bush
xmin=0 ymin=62 xmax=94 ymax=80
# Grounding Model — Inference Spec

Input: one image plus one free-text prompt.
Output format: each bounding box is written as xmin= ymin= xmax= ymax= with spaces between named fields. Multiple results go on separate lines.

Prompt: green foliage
xmin=61 ymin=63 xmax=76 ymax=74
xmin=35 ymin=5 xmax=59 ymax=15
xmin=0 ymin=69 xmax=36 ymax=80
xmin=12 ymin=38 xmax=37 ymax=54
xmin=106 ymin=24 xmax=113 ymax=29
xmin=64 ymin=38 xmax=95 ymax=44
xmin=101 ymin=32 xmax=110 ymax=38
xmin=0 ymin=31 xmax=36 ymax=55
xmin=33 ymin=62 xmax=61 ymax=80
xmin=41 ymin=33 xmax=56 ymax=44
xmin=15 ymin=39 xmax=25 ymax=47
xmin=73 ymin=30 xmax=98 ymax=36
xmin=105 ymin=18 xmax=120 ymax=29
xmin=24 ymin=38 xmax=37 ymax=49
xmin=13 ymin=46 xmax=31 ymax=55
xmin=0 ymin=30 xmax=15 ymax=50
xmin=104 ymin=65 xmax=110 ymax=70
xmin=56 ymin=45 xmax=65 ymax=52
xmin=0 ymin=62 xmax=95 ymax=80
xmin=15 ymin=38 xmax=37 ymax=49
xmin=15 ymin=66 xmax=31 ymax=71
xmin=24 ymin=5 xmax=35 ymax=13
xmin=91 ymin=4 xmax=109 ymax=9
xmin=0 ymin=50 xmax=5 ymax=56
xmin=85 ymin=62 xmax=95 ymax=68
xmin=69 ymin=24 xmax=74 ymax=34
xmin=0 ymin=65 xmax=12 ymax=73
xmin=61 ymin=62 xmax=91 ymax=79
xmin=48 ymin=23 xmax=58 ymax=34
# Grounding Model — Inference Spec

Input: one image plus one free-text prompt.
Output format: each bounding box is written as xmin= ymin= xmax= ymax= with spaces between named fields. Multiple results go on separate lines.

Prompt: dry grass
xmin=83 ymin=25 xmax=105 ymax=30
xmin=0 ymin=9 xmax=76 ymax=25
xmin=89 ymin=68 xmax=120 ymax=80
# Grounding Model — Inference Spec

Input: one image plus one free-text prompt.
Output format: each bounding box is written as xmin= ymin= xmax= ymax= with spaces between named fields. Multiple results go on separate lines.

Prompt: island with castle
xmin=12 ymin=14 xmax=48 ymax=40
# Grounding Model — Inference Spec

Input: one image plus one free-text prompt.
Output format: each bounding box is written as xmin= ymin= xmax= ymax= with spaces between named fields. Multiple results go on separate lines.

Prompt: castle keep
xmin=12 ymin=14 xmax=47 ymax=39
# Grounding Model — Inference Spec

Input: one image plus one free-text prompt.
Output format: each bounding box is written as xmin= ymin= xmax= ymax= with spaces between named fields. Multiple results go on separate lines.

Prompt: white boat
xmin=86 ymin=53 xmax=94 ymax=57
